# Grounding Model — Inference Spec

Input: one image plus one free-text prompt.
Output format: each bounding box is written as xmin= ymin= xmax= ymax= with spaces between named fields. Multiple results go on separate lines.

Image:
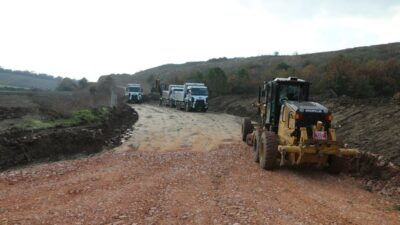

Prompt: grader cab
xmin=241 ymin=77 xmax=359 ymax=173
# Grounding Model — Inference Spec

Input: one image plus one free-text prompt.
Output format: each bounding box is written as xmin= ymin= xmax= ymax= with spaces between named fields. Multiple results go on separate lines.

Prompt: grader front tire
xmin=252 ymin=132 xmax=260 ymax=163
xmin=259 ymin=131 xmax=278 ymax=170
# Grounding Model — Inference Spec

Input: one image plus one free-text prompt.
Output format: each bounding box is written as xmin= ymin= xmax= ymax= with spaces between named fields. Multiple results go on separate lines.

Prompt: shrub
xmin=17 ymin=107 xmax=110 ymax=130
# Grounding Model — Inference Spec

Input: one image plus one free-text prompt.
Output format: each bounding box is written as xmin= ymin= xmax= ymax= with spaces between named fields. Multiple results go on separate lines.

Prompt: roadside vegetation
xmin=16 ymin=107 xmax=110 ymax=130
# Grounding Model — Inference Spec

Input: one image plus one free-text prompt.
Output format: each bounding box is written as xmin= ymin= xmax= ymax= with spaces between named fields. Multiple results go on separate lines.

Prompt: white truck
xmin=169 ymin=85 xmax=184 ymax=107
xmin=160 ymin=84 xmax=184 ymax=107
xmin=175 ymin=83 xmax=208 ymax=112
xmin=126 ymin=84 xmax=143 ymax=103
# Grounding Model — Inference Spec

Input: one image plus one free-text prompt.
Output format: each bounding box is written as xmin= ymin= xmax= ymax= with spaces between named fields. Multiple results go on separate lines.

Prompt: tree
xmin=56 ymin=78 xmax=78 ymax=91
xmin=237 ymin=68 xmax=250 ymax=80
xmin=98 ymin=76 xmax=114 ymax=92
xmin=78 ymin=78 xmax=89 ymax=89
xmin=325 ymin=55 xmax=354 ymax=96
xmin=228 ymin=68 xmax=252 ymax=94
xmin=146 ymin=74 xmax=155 ymax=85
xmin=276 ymin=62 xmax=291 ymax=71
xmin=188 ymin=72 xmax=205 ymax=83
xmin=205 ymin=67 xmax=228 ymax=96
xmin=384 ymin=58 xmax=400 ymax=91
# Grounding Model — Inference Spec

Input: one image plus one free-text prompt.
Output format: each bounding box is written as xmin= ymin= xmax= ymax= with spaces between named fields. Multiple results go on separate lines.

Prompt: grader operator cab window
xmin=279 ymin=84 xmax=308 ymax=103
xmin=265 ymin=79 xmax=310 ymax=132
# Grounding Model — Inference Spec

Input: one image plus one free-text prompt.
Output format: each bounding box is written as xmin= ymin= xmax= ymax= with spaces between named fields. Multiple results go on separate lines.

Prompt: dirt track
xmin=1 ymin=104 xmax=399 ymax=225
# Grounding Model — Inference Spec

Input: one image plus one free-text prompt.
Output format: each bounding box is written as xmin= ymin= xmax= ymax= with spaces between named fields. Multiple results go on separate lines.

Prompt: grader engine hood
xmin=285 ymin=101 xmax=329 ymax=114
xmin=285 ymin=101 xmax=331 ymax=137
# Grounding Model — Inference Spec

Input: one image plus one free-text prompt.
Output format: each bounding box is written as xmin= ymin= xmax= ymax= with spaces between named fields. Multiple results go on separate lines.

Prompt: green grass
xmin=17 ymin=107 xmax=110 ymax=130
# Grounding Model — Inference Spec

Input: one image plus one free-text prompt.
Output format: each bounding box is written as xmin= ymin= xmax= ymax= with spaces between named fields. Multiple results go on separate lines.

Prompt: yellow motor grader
xmin=241 ymin=77 xmax=359 ymax=173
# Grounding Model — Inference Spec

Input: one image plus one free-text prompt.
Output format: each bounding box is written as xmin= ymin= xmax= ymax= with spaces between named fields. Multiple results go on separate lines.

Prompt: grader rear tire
xmin=241 ymin=117 xmax=252 ymax=142
xmin=259 ymin=131 xmax=278 ymax=170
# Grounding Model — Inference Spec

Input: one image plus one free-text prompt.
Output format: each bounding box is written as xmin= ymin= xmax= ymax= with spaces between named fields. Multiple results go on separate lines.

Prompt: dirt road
xmin=1 ymin=105 xmax=399 ymax=225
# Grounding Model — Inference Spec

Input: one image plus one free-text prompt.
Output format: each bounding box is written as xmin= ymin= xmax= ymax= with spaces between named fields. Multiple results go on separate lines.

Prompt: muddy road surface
xmin=115 ymin=105 xmax=240 ymax=153
xmin=1 ymin=104 xmax=399 ymax=225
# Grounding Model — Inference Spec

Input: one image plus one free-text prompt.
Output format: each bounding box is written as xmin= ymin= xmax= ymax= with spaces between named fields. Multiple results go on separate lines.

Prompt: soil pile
xmin=208 ymin=95 xmax=256 ymax=119
xmin=0 ymin=107 xmax=33 ymax=120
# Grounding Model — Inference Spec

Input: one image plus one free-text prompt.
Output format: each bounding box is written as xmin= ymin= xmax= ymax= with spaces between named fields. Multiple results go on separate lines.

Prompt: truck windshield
xmin=279 ymin=84 xmax=308 ymax=102
xmin=191 ymin=88 xmax=208 ymax=96
xmin=128 ymin=87 xmax=140 ymax=92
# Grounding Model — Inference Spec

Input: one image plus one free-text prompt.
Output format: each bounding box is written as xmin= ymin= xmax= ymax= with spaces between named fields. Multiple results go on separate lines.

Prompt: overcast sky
xmin=0 ymin=0 xmax=399 ymax=81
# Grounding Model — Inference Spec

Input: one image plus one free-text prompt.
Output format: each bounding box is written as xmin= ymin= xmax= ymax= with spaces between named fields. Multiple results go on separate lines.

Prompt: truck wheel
xmin=252 ymin=132 xmax=260 ymax=163
xmin=241 ymin=117 xmax=252 ymax=142
xmin=201 ymin=108 xmax=207 ymax=112
xmin=259 ymin=131 xmax=278 ymax=170
xmin=326 ymin=156 xmax=344 ymax=174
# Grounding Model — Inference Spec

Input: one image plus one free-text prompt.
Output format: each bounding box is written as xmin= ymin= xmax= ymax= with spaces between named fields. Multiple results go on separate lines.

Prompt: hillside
xmin=0 ymin=67 xmax=62 ymax=90
xmin=103 ymin=42 xmax=400 ymax=95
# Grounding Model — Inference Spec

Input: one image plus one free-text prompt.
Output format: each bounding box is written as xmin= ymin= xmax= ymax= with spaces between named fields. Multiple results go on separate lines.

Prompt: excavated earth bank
xmin=0 ymin=104 xmax=138 ymax=170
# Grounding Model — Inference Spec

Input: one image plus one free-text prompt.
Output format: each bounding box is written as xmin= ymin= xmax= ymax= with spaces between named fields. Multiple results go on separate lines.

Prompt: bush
xmin=17 ymin=107 xmax=110 ymax=130
xmin=56 ymin=78 xmax=78 ymax=91
xmin=205 ymin=67 xmax=228 ymax=96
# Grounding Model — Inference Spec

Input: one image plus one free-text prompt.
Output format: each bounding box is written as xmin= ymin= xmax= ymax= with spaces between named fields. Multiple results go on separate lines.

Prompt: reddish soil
xmin=0 ymin=105 xmax=399 ymax=225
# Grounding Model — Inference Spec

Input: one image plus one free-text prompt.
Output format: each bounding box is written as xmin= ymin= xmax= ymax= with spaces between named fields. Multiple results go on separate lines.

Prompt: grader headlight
xmin=295 ymin=112 xmax=304 ymax=121
xmin=325 ymin=114 xmax=332 ymax=121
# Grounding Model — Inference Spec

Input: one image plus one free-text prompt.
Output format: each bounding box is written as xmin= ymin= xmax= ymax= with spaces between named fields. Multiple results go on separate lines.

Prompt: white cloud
xmin=0 ymin=0 xmax=399 ymax=81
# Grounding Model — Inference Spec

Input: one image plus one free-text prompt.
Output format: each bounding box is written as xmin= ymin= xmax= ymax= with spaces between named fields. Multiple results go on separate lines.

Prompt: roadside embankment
xmin=0 ymin=104 xmax=138 ymax=170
